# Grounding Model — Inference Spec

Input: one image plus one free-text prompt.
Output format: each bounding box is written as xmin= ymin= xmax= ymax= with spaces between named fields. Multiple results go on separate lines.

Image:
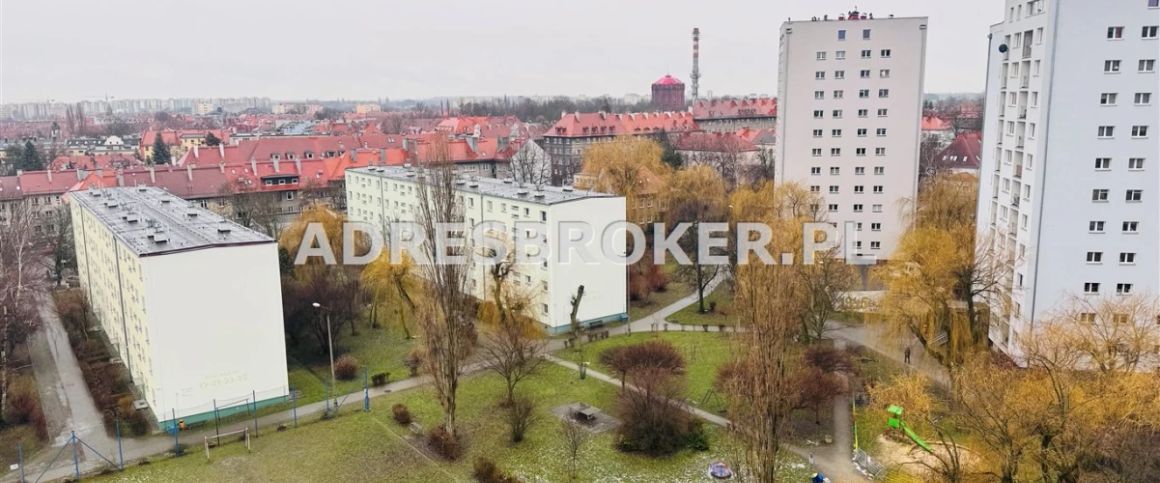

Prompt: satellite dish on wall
xmin=998 ymin=44 xmax=1009 ymax=53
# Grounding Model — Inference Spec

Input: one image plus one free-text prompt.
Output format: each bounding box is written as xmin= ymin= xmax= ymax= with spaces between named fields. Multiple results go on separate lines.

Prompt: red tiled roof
xmin=670 ymin=131 xmax=759 ymax=153
xmin=691 ymin=97 xmax=777 ymax=120
xmin=547 ymin=111 xmax=697 ymax=138
xmin=50 ymin=153 xmax=142 ymax=171
xmin=653 ymin=75 xmax=684 ymax=86
xmin=921 ymin=115 xmax=953 ymax=131
xmin=139 ymin=128 xmax=229 ymax=147
xmin=935 ymin=132 xmax=982 ymax=171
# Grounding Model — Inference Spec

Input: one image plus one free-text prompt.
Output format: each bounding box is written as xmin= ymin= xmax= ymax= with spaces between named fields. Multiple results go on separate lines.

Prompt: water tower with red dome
xmin=651 ymin=75 xmax=686 ymax=111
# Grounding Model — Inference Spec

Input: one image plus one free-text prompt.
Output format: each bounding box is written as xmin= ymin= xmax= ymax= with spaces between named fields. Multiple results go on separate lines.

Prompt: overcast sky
xmin=1 ymin=0 xmax=1002 ymax=103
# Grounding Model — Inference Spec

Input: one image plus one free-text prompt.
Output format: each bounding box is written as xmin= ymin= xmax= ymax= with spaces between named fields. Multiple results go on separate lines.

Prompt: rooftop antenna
xmin=690 ymin=27 xmax=701 ymax=102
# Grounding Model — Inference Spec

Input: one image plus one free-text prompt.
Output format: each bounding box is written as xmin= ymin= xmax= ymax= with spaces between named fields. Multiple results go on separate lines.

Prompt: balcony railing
xmin=1018 ymin=108 xmax=1027 ymax=119
xmin=1020 ymin=76 xmax=1029 ymax=88
xmin=1022 ymin=46 xmax=1032 ymax=59
xmin=1016 ymin=136 xmax=1025 ymax=148
xmin=1014 ymin=164 xmax=1023 ymax=179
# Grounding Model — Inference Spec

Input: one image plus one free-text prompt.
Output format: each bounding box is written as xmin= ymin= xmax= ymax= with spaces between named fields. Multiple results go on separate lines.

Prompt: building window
xmin=835 ymin=70 xmax=845 ymax=79
xmin=857 ymin=109 xmax=868 ymax=118
xmin=833 ymin=90 xmax=845 ymax=98
xmin=1117 ymin=283 xmax=1134 ymax=295
xmin=872 ymin=204 xmax=883 ymax=213
xmin=856 ymin=148 xmax=866 ymax=156
xmin=836 ymin=50 xmax=846 ymax=60
xmin=855 ymin=167 xmax=866 ymax=175
xmin=830 ymin=167 xmax=841 ymax=175
xmin=1123 ymin=221 xmax=1139 ymax=233
xmin=859 ymin=89 xmax=870 ymax=98
xmin=880 ymin=69 xmax=890 ymax=78
xmin=813 ymin=110 xmax=824 ymax=119
xmin=816 ymin=71 xmax=826 ymax=80
xmin=1140 ymin=59 xmax=1156 ymax=72
xmin=1107 ymin=26 xmax=1124 ymax=39
xmin=871 ymin=223 xmax=882 ymax=231
xmin=828 ymin=203 xmax=839 ymax=212
xmin=1128 ymin=157 xmax=1145 ymax=170
xmin=1086 ymin=251 xmax=1103 ymax=263
xmin=1126 ymin=189 xmax=1143 ymax=202
xmin=810 ymin=185 xmax=821 ymax=193
xmin=1084 ymin=282 xmax=1100 ymax=294
xmin=860 ymin=69 xmax=871 ymax=78
xmin=876 ymin=128 xmax=887 ymax=137
xmin=878 ymin=89 xmax=890 ymax=98
xmin=1105 ymin=60 xmax=1122 ymax=73
xmin=813 ymin=129 xmax=824 ymax=137
xmin=880 ymin=49 xmax=892 ymax=58
xmin=1095 ymin=157 xmax=1111 ymax=170
xmin=1131 ymin=125 xmax=1149 ymax=137
xmin=1120 ymin=252 xmax=1137 ymax=264
xmin=854 ymin=185 xmax=865 ymax=193
xmin=857 ymin=128 xmax=868 ymax=137
xmin=870 ymin=241 xmax=881 ymax=250
xmin=873 ymin=185 xmax=884 ymax=194
xmin=831 ymin=148 xmax=841 ymax=156
xmin=1135 ymin=92 xmax=1153 ymax=105
xmin=832 ymin=129 xmax=843 ymax=137
xmin=877 ymin=108 xmax=888 ymax=117
xmin=815 ymin=90 xmax=825 ymax=99
xmin=862 ymin=29 xmax=871 ymax=40
xmin=1089 ymin=220 xmax=1105 ymax=233
xmin=874 ymin=166 xmax=885 ymax=175
xmin=838 ymin=29 xmax=847 ymax=40
xmin=1098 ymin=126 xmax=1115 ymax=138
xmin=810 ymin=167 xmax=822 ymax=175
xmin=1151 ymin=0 xmax=1160 ymax=8
xmin=832 ymin=109 xmax=843 ymax=118
xmin=860 ymin=49 xmax=871 ymax=59
xmin=829 ymin=186 xmax=840 ymax=194
xmin=1100 ymin=93 xmax=1118 ymax=105
xmin=875 ymin=148 xmax=887 ymax=156
xmin=1144 ymin=26 xmax=1159 ymax=39
xmin=853 ymin=204 xmax=864 ymax=212
xmin=1092 ymin=189 xmax=1110 ymax=201
xmin=816 ymin=51 xmax=827 ymax=61
xmin=812 ymin=148 xmax=823 ymax=157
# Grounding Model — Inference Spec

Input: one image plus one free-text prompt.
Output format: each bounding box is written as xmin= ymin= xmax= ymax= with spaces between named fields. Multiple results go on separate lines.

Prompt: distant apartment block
xmin=543 ymin=111 xmax=697 ymax=185
xmin=976 ymin=0 xmax=1159 ymax=354
xmin=345 ymin=166 xmax=627 ymax=334
xmin=69 ymin=186 xmax=288 ymax=424
xmin=690 ymin=97 xmax=778 ymax=133
xmin=776 ymin=10 xmax=928 ymax=258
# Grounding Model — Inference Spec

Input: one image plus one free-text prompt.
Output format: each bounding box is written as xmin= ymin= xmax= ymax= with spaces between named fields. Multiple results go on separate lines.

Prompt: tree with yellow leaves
xmin=665 ymin=165 xmax=727 ymax=313
xmin=576 ymin=136 xmax=671 ymax=223
xmin=361 ymin=251 xmax=420 ymax=339
xmin=279 ymin=205 xmax=365 ymax=347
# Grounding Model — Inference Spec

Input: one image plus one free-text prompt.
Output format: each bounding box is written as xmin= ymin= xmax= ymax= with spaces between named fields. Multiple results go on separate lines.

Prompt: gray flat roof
xmin=348 ymin=166 xmax=619 ymax=206
xmin=69 ymin=186 xmax=273 ymax=257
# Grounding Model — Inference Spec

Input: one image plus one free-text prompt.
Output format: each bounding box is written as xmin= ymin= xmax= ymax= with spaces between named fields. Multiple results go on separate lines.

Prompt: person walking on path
xmin=903 ymin=345 xmax=912 ymax=365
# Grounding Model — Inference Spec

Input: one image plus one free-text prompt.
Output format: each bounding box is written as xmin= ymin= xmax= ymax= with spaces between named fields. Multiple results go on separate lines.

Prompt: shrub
xmin=804 ymin=345 xmax=855 ymax=374
xmin=371 ymin=372 xmax=389 ymax=386
xmin=334 ymin=354 xmax=359 ymax=381
xmin=403 ymin=350 xmax=423 ymax=377
xmin=8 ymin=387 xmax=39 ymax=424
xmin=391 ymin=403 xmax=413 ymax=425
xmin=615 ymin=368 xmax=705 ymax=455
xmin=472 ymin=457 xmax=521 ymax=483
xmin=600 ymin=340 xmax=686 ymax=387
xmin=427 ymin=425 xmax=463 ymax=460
xmin=505 ymin=396 xmax=537 ymax=444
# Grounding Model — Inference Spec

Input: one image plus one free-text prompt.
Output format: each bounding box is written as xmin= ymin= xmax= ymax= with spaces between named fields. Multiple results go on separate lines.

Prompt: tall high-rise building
xmin=976 ymin=0 xmax=1159 ymax=355
xmin=776 ymin=11 xmax=928 ymax=258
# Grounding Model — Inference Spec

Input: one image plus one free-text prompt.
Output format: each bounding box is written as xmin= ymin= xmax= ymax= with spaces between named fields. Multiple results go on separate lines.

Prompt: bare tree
xmin=413 ymin=135 xmax=474 ymax=439
xmin=509 ymin=140 xmax=551 ymax=187
xmin=559 ymin=419 xmax=590 ymax=481
xmin=218 ymin=180 xmax=284 ymax=238
xmin=479 ymin=253 xmax=546 ymax=405
xmin=0 ymin=201 xmax=42 ymax=425
xmin=798 ymin=246 xmax=856 ymax=342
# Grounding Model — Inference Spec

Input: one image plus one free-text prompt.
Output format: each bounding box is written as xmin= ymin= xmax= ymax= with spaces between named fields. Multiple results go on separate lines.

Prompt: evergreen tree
xmin=18 ymin=140 xmax=43 ymax=171
xmin=150 ymin=133 xmax=171 ymax=165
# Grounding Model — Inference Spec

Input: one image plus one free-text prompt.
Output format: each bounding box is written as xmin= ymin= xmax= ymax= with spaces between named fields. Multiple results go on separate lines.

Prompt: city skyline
xmin=1 ymin=0 xmax=999 ymax=104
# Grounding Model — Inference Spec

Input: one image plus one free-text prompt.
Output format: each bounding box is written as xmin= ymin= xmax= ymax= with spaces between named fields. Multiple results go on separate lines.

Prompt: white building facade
xmin=69 ymin=186 xmax=288 ymax=425
xmin=776 ymin=13 xmax=928 ymax=258
xmin=345 ymin=166 xmax=628 ymax=334
xmin=977 ymin=0 xmax=1159 ymax=355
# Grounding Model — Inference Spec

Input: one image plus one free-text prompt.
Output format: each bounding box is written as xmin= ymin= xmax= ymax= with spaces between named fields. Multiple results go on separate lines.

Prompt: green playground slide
xmin=901 ymin=422 xmax=934 ymax=454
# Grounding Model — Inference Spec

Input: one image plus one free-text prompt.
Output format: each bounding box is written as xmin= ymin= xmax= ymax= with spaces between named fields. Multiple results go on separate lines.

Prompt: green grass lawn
xmin=665 ymin=285 xmax=736 ymax=326
xmin=287 ymin=321 xmax=418 ymax=404
xmin=99 ymin=364 xmax=810 ymax=482
xmin=555 ymin=332 xmax=736 ymax=415
xmin=628 ymin=262 xmax=694 ymax=322
xmin=1 ymin=372 xmax=46 ymax=466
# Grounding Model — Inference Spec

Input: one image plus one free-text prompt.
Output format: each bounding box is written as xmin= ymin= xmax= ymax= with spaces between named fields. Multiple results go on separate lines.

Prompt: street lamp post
xmin=311 ymin=302 xmax=336 ymax=409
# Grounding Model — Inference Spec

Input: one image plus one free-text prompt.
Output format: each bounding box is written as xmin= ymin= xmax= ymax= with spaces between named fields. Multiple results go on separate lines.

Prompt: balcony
xmin=1014 ymin=164 xmax=1023 ymax=179
xmin=1011 ymin=196 xmax=1020 ymax=208
xmin=1020 ymin=76 xmax=1029 ymax=88
xmin=1018 ymin=108 xmax=1027 ymax=119
xmin=1022 ymin=46 xmax=1032 ymax=59
xmin=1016 ymin=136 xmax=1025 ymax=148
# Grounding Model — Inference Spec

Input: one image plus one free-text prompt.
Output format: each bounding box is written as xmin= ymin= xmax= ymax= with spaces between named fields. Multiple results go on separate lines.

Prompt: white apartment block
xmin=777 ymin=12 xmax=928 ymax=258
xmin=345 ymin=167 xmax=627 ymax=334
xmin=977 ymin=0 xmax=1159 ymax=355
xmin=69 ymin=186 xmax=288 ymax=424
